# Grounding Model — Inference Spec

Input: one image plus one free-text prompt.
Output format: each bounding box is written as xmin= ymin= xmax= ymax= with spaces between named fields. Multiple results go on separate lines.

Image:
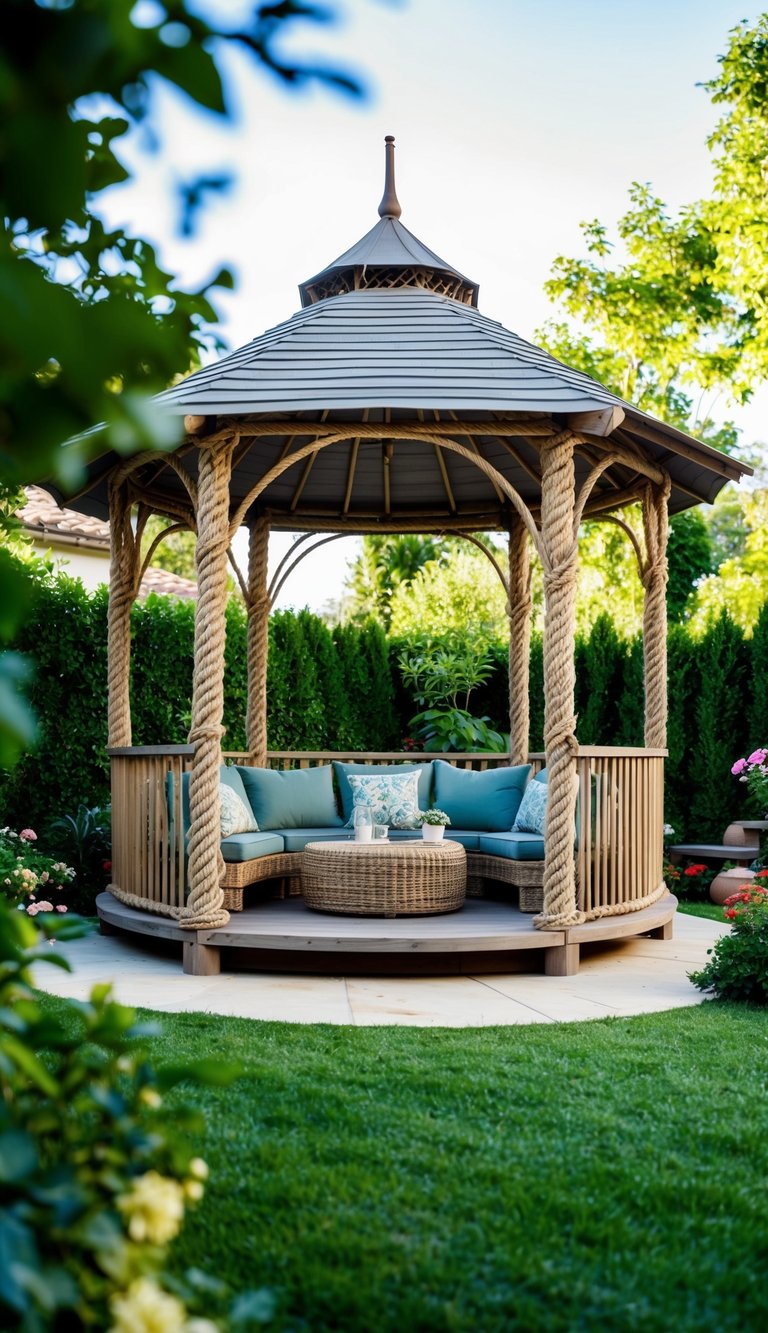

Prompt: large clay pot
xmin=710 ymin=866 xmax=755 ymax=906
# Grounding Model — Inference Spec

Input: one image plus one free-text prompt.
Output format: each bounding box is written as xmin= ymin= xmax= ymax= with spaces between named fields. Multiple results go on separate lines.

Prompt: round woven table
xmin=302 ymin=839 xmax=467 ymax=917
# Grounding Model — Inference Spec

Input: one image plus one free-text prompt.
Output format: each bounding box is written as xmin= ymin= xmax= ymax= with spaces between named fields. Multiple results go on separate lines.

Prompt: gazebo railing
xmin=108 ymin=746 xmax=666 ymax=920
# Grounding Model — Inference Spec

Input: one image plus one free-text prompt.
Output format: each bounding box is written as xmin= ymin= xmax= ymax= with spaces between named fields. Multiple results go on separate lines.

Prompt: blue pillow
xmin=237 ymin=765 xmax=343 ymax=830
xmin=433 ymin=760 xmax=530 ymax=832
xmin=332 ymin=761 xmax=433 ymax=822
xmin=513 ymin=778 xmax=548 ymax=835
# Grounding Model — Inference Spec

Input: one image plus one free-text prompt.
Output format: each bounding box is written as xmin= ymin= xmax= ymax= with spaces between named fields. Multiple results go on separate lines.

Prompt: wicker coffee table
xmin=302 ymin=839 xmax=467 ymax=917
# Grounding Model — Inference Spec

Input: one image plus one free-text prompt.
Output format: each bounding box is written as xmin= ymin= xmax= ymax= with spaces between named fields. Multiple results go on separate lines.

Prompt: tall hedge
xmin=2 ymin=572 xmax=767 ymax=843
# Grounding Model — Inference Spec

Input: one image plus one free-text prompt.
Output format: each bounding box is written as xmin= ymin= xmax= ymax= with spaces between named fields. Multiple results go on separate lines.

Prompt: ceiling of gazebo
xmin=50 ymin=139 xmax=750 ymax=530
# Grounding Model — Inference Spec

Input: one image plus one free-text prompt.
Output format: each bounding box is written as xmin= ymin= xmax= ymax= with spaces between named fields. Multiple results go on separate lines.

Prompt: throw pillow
xmin=237 ymin=764 xmax=343 ymax=830
xmin=332 ymin=760 xmax=433 ymax=822
xmin=346 ymin=771 xmax=421 ymax=829
xmin=512 ymin=779 xmax=548 ymax=835
xmin=433 ymin=760 xmax=531 ymax=832
xmin=220 ymin=783 xmax=259 ymax=837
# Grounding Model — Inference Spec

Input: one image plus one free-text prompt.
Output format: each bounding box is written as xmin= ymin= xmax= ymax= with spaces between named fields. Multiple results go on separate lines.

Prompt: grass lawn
xmin=120 ymin=1000 xmax=768 ymax=1333
xmin=676 ymin=900 xmax=727 ymax=922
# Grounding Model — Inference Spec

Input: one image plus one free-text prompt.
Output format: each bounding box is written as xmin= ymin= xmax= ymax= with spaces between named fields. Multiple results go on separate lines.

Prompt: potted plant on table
xmin=418 ymin=808 xmax=451 ymax=843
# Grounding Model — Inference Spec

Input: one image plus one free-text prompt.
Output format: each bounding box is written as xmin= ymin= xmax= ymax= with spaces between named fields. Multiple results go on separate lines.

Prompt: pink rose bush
xmin=731 ymin=745 xmax=768 ymax=815
xmin=0 ymin=826 xmax=74 ymax=915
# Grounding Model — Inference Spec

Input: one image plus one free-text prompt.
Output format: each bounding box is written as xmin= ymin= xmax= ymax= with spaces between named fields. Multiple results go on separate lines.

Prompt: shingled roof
xmin=51 ymin=137 xmax=750 ymax=529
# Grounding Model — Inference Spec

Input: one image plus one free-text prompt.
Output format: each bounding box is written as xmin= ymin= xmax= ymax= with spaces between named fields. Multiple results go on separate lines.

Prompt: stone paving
xmin=31 ymin=912 xmax=726 ymax=1027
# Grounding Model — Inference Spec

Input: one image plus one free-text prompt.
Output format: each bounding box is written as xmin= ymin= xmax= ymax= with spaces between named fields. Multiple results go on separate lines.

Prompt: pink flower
xmin=36 ymin=901 xmax=54 ymax=912
xmin=747 ymin=749 xmax=767 ymax=766
xmin=55 ymin=904 xmax=68 ymax=913
xmin=731 ymin=758 xmax=747 ymax=776
xmin=19 ymin=828 xmax=37 ymax=841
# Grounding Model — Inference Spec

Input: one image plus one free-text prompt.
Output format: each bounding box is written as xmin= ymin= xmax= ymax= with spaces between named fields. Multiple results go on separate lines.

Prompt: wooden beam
xmin=567 ymin=406 xmax=625 ymax=437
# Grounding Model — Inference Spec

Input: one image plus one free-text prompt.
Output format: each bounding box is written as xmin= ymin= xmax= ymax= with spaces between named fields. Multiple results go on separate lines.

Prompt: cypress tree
xmin=576 ymin=613 xmax=625 ymax=744
xmin=689 ymin=612 xmax=750 ymax=840
xmin=748 ymin=599 xmax=768 ymax=749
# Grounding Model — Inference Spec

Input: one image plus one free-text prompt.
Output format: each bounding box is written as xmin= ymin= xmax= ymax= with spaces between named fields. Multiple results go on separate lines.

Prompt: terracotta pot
xmin=710 ymin=866 xmax=755 ymax=905
xmin=722 ymin=823 xmax=760 ymax=851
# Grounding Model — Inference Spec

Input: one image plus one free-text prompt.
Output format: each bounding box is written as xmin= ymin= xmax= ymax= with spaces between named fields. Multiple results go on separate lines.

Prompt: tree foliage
xmin=0 ymin=0 xmax=364 ymax=764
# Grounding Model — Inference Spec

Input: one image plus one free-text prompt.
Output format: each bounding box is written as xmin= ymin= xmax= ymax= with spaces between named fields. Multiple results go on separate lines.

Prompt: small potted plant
xmin=418 ymin=808 xmax=451 ymax=843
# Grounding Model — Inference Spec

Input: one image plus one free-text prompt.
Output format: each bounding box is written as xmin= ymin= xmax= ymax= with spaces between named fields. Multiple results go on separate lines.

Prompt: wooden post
xmin=246 ymin=516 xmax=270 ymax=766
xmin=180 ymin=439 xmax=235 ymax=931
xmin=107 ymin=482 xmax=137 ymax=748
xmin=507 ymin=515 xmax=532 ymax=767
xmin=536 ymin=431 xmax=582 ymax=929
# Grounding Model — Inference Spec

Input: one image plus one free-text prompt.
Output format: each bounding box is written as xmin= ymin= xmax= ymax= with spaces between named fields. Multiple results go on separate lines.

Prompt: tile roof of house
xmin=18 ymin=488 xmax=197 ymax=600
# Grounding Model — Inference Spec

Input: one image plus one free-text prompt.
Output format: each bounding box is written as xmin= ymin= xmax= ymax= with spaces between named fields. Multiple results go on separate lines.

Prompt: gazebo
xmin=50 ymin=137 xmax=749 ymax=974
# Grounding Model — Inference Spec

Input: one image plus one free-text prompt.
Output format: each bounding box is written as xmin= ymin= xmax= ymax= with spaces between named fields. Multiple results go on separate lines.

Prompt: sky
xmin=99 ymin=0 xmax=767 ymax=613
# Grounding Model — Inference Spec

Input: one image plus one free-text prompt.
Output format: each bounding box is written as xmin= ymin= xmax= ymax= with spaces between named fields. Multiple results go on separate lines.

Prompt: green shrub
xmin=690 ymin=880 xmax=768 ymax=1002
xmin=0 ymin=901 xmax=246 ymax=1331
xmin=42 ymin=803 xmax=112 ymax=913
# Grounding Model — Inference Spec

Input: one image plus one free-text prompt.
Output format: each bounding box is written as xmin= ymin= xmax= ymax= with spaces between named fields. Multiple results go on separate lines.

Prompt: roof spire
xmin=378 ymin=135 xmax=402 ymax=219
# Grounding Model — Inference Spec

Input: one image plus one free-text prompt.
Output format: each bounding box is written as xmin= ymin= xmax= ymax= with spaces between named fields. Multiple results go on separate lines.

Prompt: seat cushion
xmin=333 ymin=760 xmax=433 ymax=822
xmin=433 ymin=761 xmax=531 ymax=832
xmin=237 ymin=765 xmax=343 ymax=830
xmin=478 ymin=832 xmax=545 ymax=861
xmin=220 ymin=831 xmax=285 ymax=863
xmin=385 ymin=829 xmax=481 ymax=850
xmin=281 ymin=828 xmax=355 ymax=852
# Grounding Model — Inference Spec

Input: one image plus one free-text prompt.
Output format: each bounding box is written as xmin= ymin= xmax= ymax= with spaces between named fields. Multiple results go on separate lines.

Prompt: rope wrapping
xmin=246 ymin=516 xmax=270 ymax=764
xmin=177 ymin=440 xmax=235 ymax=931
xmin=641 ymin=478 xmax=671 ymax=751
xmin=507 ymin=517 xmax=532 ymax=767
xmin=107 ymin=483 xmax=139 ymax=748
xmin=535 ymin=431 xmax=583 ymax=930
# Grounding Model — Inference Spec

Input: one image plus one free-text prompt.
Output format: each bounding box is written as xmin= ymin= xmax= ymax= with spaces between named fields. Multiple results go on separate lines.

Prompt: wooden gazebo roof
xmin=55 ymin=138 xmax=747 ymax=532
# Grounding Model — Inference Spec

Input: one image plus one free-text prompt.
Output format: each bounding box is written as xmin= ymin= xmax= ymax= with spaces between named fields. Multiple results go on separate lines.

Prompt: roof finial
xmin=378 ymin=134 xmax=402 ymax=219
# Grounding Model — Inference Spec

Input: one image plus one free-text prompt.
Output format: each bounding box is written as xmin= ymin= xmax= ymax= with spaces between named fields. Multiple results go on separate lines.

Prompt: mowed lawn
xmin=134 ymin=1002 xmax=768 ymax=1333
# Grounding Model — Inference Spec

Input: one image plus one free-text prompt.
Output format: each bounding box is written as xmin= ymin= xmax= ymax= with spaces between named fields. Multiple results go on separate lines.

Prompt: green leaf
xmin=0 ymin=1130 xmax=38 ymax=1183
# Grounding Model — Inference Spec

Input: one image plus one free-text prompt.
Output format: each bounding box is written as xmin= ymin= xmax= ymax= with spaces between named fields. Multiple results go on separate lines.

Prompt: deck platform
xmin=96 ymin=891 xmax=678 ymax=978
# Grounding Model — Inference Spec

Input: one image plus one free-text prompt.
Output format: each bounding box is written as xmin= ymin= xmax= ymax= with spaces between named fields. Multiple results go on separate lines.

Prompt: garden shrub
xmin=574 ymin=612 xmax=625 ymax=744
xmin=689 ymin=612 xmax=750 ymax=841
xmin=0 ymin=900 xmax=247 ymax=1331
xmin=690 ymin=879 xmax=768 ymax=1002
xmin=0 ymin=824 xmax=75 ymax=915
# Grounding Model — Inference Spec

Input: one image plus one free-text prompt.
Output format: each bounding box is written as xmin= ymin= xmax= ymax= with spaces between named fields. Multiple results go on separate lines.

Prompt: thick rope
xmin=107 ymin=483 xmax=139 ymax=748
xmin=507 ymin=518 xmax=532 ymax=766
xmin=534 ymin=431 xmax=583 ymax=930
xmin=641 ymin=478 xmax=671 ymax=750
xmin=176 ymin=440 xmax=235 ymax=931
xmin=246 ymin=517 xmax=270 ymax=764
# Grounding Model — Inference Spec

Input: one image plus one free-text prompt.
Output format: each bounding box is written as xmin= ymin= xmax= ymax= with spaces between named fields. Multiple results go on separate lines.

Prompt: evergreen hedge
xmin=0 ymin=573 xmax=765 ymax=844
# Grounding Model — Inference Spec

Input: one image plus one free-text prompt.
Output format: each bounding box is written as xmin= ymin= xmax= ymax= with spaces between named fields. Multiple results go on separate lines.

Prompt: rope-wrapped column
xmin=507 ymin=516 xmax=532 ymax=766
xmin=107 ymin=482 xmax=139 ymax=748
xmin=179 ymin=440 xmax=235 ymax=930
xmin=535 ymin=431 xmax=582 ymax=930
xmin=641 ymin=477 xmax=671 ymax=749
xmin=246 ymin=517 xmax=270 ymax=765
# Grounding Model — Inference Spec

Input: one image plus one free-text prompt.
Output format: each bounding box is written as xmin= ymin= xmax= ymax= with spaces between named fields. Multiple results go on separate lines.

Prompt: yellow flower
xmin=109 ymin=1277 xmax=187 ymax=1333
xmin=184 ymin=1322 xmax=220 ymax=1333
xmin=184 ymin=1180 xmax=205 ymax=1202
xmin=188 ymin=1157 xmax=209 ymax=1181
xmin=117 ymin=1172 xmax=185 ymax=1245
xmin=140 ymin=1087 xmax=163 ymax=1109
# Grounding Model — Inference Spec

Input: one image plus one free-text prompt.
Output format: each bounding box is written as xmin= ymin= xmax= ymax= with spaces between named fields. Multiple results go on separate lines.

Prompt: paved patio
xmin=31 ymin=912 xmax=725 ymax=1027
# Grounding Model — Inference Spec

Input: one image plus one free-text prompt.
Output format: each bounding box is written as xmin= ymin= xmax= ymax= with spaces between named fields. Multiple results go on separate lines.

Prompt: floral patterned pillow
xmin=512 ymin=779 xmax=548 ymax=835
xmin=346 ymin=771 xmax=421 ymax=830
xmin=220 ymin=783 xmax=259 ymax=837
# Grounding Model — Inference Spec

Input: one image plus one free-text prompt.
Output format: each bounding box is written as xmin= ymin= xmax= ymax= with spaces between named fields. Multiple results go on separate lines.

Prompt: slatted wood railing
xmin=108 ymin=746 xmax=666 ymax=919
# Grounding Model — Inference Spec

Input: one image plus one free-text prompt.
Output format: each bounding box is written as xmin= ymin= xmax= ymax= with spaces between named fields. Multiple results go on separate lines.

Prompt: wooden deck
xmin=96 ymin=891 xmax=678 ymax=979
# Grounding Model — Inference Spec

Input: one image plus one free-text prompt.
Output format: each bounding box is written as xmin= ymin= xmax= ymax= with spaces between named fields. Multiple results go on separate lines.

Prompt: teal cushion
xmin=478 ymin=831 xmax=545 ymax=861
xmin=280 ymin=828 xmax=353 ymax=852
xmin=433 ymin=761 xmax=530 ymax=832
xmin=167 ymin=765 xmax=253 ymax=838
xmin=333 ymin=761 xmax=433 ymax=822
xmin=221 ymin=831 xmax=285 ymax=863
xmin=237 ymin=765 xmax=343 ymax=830
xmin=513 ymin=779 xmax=548 ymax=835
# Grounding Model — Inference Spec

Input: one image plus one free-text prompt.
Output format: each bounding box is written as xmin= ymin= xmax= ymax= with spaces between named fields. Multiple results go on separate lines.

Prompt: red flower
xmin=102 ymin=860 xmax=112 ymax=873
xmin=684 ymin=863 xmax=708 ymax=877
